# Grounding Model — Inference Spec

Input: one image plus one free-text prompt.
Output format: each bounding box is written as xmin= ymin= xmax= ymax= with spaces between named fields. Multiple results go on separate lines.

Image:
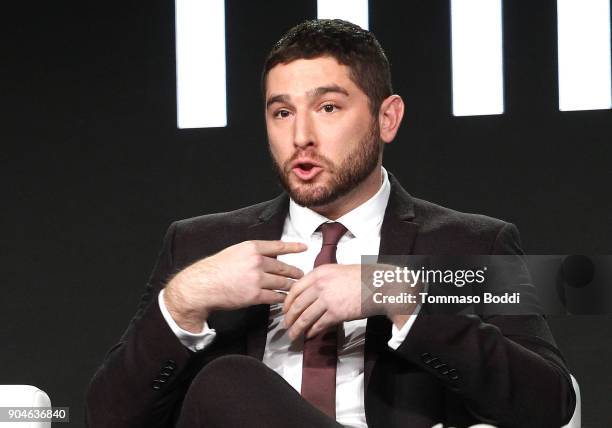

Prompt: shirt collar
xmin=288 ymin=167 xmax=391 ymax=240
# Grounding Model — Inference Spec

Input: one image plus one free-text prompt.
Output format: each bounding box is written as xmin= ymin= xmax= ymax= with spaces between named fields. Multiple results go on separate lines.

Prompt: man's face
xmin=265 ymin=56 xmax=381 ymax=208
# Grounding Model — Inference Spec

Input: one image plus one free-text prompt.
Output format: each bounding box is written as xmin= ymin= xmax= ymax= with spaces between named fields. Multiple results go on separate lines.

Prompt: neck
xmin=312 ymin=165 xmax=383 ymax=220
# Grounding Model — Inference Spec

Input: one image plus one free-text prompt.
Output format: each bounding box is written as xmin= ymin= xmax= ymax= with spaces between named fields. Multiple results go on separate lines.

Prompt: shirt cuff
xmin=387 ymin=313 xmax=419 ymax=350
xmin=158 ymin=289 xmax=217 ymax=352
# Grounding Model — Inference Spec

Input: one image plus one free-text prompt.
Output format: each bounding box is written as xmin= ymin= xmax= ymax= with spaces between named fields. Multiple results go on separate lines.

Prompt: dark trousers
xmin=176 ymin=355 xmax=344 ymax=428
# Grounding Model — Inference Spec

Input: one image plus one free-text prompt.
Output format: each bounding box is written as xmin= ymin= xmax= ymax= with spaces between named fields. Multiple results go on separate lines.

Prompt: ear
xmin=377 ymin=95 xmax=405 ymax=144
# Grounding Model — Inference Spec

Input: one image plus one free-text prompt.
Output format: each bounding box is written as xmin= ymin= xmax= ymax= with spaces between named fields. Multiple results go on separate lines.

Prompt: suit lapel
xmin=244 ymin=193 xmax=289 ymax=360
xmin=364 ymin=174 xmax=420 ymax=393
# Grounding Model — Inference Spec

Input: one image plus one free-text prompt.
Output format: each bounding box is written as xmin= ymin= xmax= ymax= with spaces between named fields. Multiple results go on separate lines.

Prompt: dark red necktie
xmin=301 ymin=222 xmax=348 ymax=418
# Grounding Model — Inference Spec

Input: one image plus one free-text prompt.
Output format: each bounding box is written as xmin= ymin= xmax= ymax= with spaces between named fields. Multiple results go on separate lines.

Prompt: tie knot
xmin=319 ymin=222 xmax=348 ymax=246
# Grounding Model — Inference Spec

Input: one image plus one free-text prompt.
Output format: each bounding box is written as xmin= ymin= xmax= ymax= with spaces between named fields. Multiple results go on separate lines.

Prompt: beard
xmin=270 ymin=120 xmax=382 ymax=208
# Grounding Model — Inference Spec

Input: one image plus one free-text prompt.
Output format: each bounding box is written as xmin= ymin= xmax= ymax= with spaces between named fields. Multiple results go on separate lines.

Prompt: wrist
xmin=164 ymin=277 xmax=211 ymax=333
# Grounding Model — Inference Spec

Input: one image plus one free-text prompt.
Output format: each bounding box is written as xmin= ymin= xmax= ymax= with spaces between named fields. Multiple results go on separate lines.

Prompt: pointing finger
xmin=252 ymin=240 xmax=307 ymax=257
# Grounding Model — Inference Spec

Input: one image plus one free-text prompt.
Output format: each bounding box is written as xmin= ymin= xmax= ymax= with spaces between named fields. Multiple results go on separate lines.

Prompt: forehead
xmin=265 ymin=56 xmax=359 ymax=97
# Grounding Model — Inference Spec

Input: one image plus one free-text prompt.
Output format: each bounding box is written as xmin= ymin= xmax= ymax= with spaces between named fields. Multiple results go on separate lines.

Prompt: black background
xmin=2 ymin=0 xmax=611 ymax=426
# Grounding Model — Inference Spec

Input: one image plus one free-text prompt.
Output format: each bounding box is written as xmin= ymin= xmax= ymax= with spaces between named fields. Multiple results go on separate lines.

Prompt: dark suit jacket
xmin=86 ymin=174 xmax=575 ymax=428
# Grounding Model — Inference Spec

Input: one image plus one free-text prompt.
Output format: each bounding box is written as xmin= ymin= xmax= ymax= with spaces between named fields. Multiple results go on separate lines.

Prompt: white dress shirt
xmin=158 ymin=167 xmax=418 ymax=427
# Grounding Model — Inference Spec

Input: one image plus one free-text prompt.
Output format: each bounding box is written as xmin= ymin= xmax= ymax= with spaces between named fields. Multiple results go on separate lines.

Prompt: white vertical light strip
xmin=557 ymin=0 xmax=611 ymax=111
xmin=175 ymin=0 xmax=227 ymax=129
xmin=317 ymin=0 xmax=369 ymax=30
xmin=451 ymin=0 xmax=504 ymax=116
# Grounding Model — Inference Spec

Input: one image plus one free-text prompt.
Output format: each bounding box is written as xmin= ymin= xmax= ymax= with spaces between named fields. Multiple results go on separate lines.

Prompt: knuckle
xmin=291 ymin=301 xmax=301 ymax=313
xmin=317 ymin=264 xmax=330 ymax=274
xmin=285 ymin=265 xmax=296 ymax=277
xmin=242 ymin=289 xmax=256 ymax=304
xmin=252 ymin=254 xmax=265 ymax=268
xmin=285 ymin=314 xmax=295 ymax=326
xmin=247 ymin=270 xmax=263 ymax=283
xmin=245 ymin=241 xmax=258 ymax=253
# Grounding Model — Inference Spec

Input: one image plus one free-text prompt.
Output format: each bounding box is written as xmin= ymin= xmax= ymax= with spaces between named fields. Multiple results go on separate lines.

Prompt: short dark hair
xmin=261 ymin=19 xmax=393 ymax=116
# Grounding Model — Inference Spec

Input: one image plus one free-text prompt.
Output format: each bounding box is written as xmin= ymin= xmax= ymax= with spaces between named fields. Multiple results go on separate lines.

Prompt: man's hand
xmin=282 ymin=264 xmax=370 ymax=340
xmin=282 ymin=263 xmax=422 ymax=340
xmin=164 ymin=240 xmax=307 ymax=333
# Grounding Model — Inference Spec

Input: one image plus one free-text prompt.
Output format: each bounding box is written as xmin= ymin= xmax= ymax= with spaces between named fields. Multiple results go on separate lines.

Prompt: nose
xmin=293 ymin=112 xmax=315 ymax=149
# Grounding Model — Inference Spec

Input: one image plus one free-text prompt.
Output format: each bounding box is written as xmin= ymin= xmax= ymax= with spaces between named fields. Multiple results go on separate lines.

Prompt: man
xmin=86 ymin=19 xmax=575 ymax=427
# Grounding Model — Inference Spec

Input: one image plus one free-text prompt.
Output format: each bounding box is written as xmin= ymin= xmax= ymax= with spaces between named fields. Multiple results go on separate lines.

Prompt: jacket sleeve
xmin=390 ymin=223 xmax=576 ymax=428
xmin=85 ymin=222 xmax=200 ymax=427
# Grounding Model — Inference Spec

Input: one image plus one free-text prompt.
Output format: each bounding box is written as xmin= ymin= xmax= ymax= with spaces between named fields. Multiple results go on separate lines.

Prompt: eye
xmin=274 ymin=109 xmax=291 ymax=119
xmin=321 ymin=103 xmax=338 ymax=113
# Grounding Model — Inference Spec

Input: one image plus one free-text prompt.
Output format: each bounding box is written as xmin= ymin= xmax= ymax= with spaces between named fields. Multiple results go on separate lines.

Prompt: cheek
xmin=266 ymin=130 xmax=291 ymax=161
xmin=321 ymin=119 xmax=369 ymax=156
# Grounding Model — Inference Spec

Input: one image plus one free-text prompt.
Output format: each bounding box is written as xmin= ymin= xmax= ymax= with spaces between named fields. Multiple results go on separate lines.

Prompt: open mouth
xmin=292 ymin=160 xmax=323 ymax=180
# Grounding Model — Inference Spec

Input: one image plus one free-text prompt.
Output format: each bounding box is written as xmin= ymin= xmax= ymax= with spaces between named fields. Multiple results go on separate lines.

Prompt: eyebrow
xmin=266 ymin=94 xmax=291 ymax=109
xmin=265 ymin=84 xmax=350 ymax=109
xmin=308 ymin=84 xmax=350 ymax=98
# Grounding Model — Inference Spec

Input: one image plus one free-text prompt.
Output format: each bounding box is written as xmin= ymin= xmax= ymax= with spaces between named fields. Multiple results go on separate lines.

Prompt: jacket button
xmin=426 ymin=357 xmax=440 ymax=366
xmin=164 ymin=360 xmax=177 ymax=370
xmin=447 ymin=369 xmax=459 ymax=380
xmin=434 ymin=363 xmax=448 ymax=371
xmin=421 ymin=353 xmax=439 ymax=365
xmin=152 ymin=380 xmax=163 ymax=391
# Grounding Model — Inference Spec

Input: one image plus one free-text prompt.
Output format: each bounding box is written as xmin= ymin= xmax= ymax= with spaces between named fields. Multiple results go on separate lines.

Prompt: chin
xmin=289 ymin=183 xmax=336 ymax=208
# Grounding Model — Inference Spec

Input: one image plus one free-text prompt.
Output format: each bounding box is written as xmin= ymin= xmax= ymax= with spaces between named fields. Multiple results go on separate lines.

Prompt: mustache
xmin=283 ymin=150 xmax=334 ymax=172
